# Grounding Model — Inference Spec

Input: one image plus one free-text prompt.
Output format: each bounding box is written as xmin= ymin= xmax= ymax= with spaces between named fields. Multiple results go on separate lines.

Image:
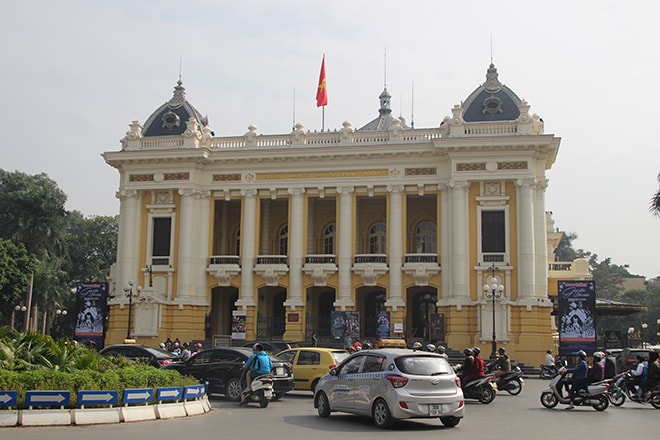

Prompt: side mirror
xmin=329 ymin=368 xmax=338 ymax=376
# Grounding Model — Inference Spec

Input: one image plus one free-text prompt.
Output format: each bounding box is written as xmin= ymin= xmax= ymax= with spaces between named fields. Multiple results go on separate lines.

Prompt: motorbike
xmin=239 ymin=371 xmax=274 ymax=408
xmin=606 ymin=371 xmax=660 ymax=408
xmin=453 ymin=363 xmax=497 ymax=403
xmin=540 ymin=367 xmax=610 ymax=411
xmin=486 ymin=362 xmax=524 ymax=395
xmin=539 ymin=359 xmax=567 ymax=379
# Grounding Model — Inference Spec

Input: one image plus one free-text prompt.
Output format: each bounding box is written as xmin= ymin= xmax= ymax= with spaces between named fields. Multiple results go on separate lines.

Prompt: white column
xmin=335 ymin=186 xmax=354 ymax=309
xmin=386 ymin=185 xmax=405 ymax=309
xmin=197 ymin=190 xmax=211 ymax=303
xmin=285 ymin=188 xmax=305 ymax=309
xmin=516 ymin=179 xmax=536 ymax=300
xmin=117 ymin=189 xmax=140 ymax=295
xmin=450 ymin=181 xmax=470 ymax=300
xmin=439 ymin=184 xmax=451 ymax=301
xmin=237 ymin=189 xmax=257 ymax=307
xmin=534 ymin=179 xmax=549 ymax=298
xmin=177 ymin=188 xmax=196 ymax=301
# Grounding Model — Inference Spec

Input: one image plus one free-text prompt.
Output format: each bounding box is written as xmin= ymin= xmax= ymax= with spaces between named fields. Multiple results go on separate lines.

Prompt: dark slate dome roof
xmin=142 ymin=80 xmax=209 ymax=137
xmin=461 ymin=64 xmax=522 ymax=122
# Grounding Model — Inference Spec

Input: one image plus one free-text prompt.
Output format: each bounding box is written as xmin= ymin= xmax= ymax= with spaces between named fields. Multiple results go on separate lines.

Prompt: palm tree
xmin=651 ymin=172 xmax=660 ymax=217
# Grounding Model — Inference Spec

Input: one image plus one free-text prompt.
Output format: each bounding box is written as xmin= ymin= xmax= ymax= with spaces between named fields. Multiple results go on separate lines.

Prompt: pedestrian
xmin=603 ymin=350 xmax=616 ymax=379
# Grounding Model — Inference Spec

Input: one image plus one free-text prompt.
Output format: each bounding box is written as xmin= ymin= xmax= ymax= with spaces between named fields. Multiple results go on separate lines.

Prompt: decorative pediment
xmin=302 ymin=263 xmax=338 ymax=286
xmin=207 ymin=264 xmax=241 ymax=286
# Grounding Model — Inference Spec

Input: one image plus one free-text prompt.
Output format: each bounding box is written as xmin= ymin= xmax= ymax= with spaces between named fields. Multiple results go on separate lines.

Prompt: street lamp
xmin=144 ymin=265 xmax=153 ymax=288
xmin=11 ymin=305 xmax=27 ymax=330
xmin=483 ymin=264 xmax=504 ymax=359
xmin=641 ymin=323 xmax=648 ymax=348
xmin=52 ymin=308 xmax=68 ymax=339
xmin=627 ymin=327 xmax=635 ymax=347
xmin=656 ymin=318 xmax=660 ymax=345
xmin=123 ymin=280 xmax=142 ymax=340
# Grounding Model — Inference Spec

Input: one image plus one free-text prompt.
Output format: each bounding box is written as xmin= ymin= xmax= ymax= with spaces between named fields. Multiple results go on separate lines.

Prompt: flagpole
xmin=322 ymin=107 xmax=325 ymax=132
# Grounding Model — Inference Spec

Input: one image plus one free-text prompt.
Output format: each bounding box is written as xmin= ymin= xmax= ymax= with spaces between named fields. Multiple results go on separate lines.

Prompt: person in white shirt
xmin=545 ymin=349 xmax=555 ymax=366
xmin=629 ymin=355 xmax=647 ymax=397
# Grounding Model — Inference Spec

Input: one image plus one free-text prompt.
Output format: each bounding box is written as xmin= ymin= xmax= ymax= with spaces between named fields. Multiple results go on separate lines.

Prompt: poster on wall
xmin=430 ymin=313 xmax=445 ymax=342
xmin=558 ymin=280 xmax=596 ymax=356
xmin=231 ymin=310 xmax=246 ymax=340
xmin=74 ymin=282 xmax=108 ymax=350
xmin=331 ymin=311 xmax=360 ymax=347
xmin=376 ymin=311 xmax=390 ymax=339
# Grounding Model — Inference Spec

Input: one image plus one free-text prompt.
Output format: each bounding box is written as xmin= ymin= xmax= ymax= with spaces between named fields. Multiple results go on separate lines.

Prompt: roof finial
xmin=384 ymin=48 xmax=387 ymax=89
xmin=179 ymin=55 xmax=183 ymax=83
xmin=490 ymin=33 xmax=494 ymax=65
xmin=411 ymin=80 xmax=415 ymax=129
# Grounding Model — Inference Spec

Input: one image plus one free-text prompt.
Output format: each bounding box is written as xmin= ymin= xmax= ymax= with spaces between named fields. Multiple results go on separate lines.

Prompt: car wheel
xmin=225 ymin=377 xmax=242 ymax=402
xmin=506 ymin=378 xmax=523 ymax=396
xmin=479 ymin=385 xmax=496 ymax=404
xmin=540 ymin=391 xmax=558 ymax=408
xmin=316 ymin=391 xmax=331 ymax=418
xmin=439 ymin=416 xmax=461 ymax=427
xmin=592 ymin=394 xmax=609 ymax=411
xmin=272 ymin=392 xmax=285 ymax=401
xmin=372 ymin=398 xmax=392 ymax=429
xmin=310 ymin=378 xmax=320 ymax=393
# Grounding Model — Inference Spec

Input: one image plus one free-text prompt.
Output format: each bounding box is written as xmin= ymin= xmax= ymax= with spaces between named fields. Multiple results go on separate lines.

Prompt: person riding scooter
xmin=489 ymin=347 xmax=511 ymax=378
xmin=240 ymin=343 xmax=272 ymax=405
xmin=565 ymin=350 xmax=588 ymax=409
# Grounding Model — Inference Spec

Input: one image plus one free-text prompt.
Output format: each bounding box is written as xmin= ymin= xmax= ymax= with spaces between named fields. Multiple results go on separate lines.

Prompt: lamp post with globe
xmin=483 ymin=264 xmax=504 ymax=359
xmin=123 ymin=280 xmax=142 ymax=340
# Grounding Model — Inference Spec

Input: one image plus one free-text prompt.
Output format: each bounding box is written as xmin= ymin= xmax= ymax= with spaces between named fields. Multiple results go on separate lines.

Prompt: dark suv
xmin=99 ymin=344 xmax=181 ymax=368
xmin=163 ymin=347 xmax=294 ymax=400
xmin=241 ymin=341 xmax=297 ymax=353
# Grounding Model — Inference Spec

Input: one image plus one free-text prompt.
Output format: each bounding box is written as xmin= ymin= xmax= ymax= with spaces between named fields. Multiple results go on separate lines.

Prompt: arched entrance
xmin=305 ymin=287 xmax=336 ymax=340
xmin=407 ymin=288 xmax=438 ymax=342
xmin=210 ymin=286 xmax=239 ymax=338
xmin=256 ymin=286 xmax=287 ymax=339
xmin=357 ymin=286 xmax=386 ymax=340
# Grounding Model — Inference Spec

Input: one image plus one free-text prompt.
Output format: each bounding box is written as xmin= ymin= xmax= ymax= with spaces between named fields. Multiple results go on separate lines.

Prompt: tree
xmin=0 ymin=239 xmax=35 ymax=325
xmin=651 ymin=172 xmax=660 ymax=217
xmin=64 ymin=211 xmax=118 ymax=283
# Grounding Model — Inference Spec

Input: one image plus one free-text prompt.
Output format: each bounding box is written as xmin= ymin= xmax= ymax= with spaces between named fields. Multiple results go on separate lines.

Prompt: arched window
xmin=415 ymin=221 xmax=436 ymax=253
xmin=369 ymin=222 xmax=386 ymax=254
xmin=279 ymin=225 xmax=288 ymax=255
xmin=323 ymin=223 xmax=336 ymax=254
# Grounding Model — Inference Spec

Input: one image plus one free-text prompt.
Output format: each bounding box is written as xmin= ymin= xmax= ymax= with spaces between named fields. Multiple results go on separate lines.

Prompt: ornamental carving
xmin=498 ymin=161 xmax=528 ymax=170
xmin=405 ymin=167 xmax=437 ymax=176
xmin=129 ymin=174 xmax=154 ymax=182
xmin=164 ymin=172 xmax=190 ymax=181
xmin=213 ymin=174 xmax=242 ymax=182
xmin=456 ymin=163 xmax=486 ymax=171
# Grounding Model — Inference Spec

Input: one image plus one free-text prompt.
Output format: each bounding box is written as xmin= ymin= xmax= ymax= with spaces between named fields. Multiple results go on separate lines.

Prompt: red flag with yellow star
xmin=316 ymin=56 xmax=328 ymax=107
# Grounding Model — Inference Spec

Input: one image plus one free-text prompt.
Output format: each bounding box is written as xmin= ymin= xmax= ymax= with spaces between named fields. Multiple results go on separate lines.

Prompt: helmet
xmin=412 ymin=341 xmax=423 ymax=350
xmin=593 ymin=351 xmax=603 ymax=360
xmin=472 ymin=347 xmax=481 ymax=356
xmin=463 ymin=348 xmax=473 ymax=356
xmin=195 ymin=343 xmax=202 ymax=349
xmin=547 ymin=349 xmax=552 ymax=354
xmin=426 ymin=344 xmax=436 ymax=352
xmin=576 ymin=350 xmax=586 ymax=358
xmin=436 ymin=345 xmax=446 ymax=354
xmin=498 ymin=347 xmax=505 ymax=354
xmin=159 ymin=343 xmax=166 ymax=348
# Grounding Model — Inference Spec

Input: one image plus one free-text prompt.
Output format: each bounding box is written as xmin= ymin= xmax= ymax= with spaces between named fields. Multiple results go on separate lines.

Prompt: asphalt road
xmin=3 ymin=378 xmax=656 ymax=439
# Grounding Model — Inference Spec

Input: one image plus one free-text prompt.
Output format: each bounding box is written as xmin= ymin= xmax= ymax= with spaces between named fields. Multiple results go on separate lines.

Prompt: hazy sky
xmin=2 ymin=1 xmax=659 ymax=278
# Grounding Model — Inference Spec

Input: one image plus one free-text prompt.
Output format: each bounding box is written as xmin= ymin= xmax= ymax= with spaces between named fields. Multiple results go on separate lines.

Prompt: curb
xmin=0 ymin=396 xmax=211 ymax=427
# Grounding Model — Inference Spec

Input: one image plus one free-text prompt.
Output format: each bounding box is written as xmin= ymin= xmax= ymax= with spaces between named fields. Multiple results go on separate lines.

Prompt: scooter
xmin=462 ymin=375 xmax=497 ymax=404
xmin=487 ymin=363 xmax=524 ymax=395
xmin=239 ymin=372 xmax=274 ymax=408
xmin=607 ymin=371 xmax=660 ymax=408
xmin=539 ymin=359 xmax=567 ymax=379
xmin=540 ymin=367 xmax=610 ymax=411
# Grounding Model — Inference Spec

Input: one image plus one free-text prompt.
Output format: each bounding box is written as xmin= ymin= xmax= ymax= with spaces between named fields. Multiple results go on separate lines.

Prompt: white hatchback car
xmin=314 ymin=348 xmax=464 ymax=428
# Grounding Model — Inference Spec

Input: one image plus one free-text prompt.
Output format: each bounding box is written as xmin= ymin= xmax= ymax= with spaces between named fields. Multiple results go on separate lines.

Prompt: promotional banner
xmin=376 ymin=311 xmax=391 ymax=339
xmin=231 ymin=310 xmax=246 ymax=340
xmin=558 ymin=280 xmax=596 ymax=356
xmin=74 ymin=282 xmax=108 ymax=350
xmin=331 ymin=311 xmax=360 ymax=348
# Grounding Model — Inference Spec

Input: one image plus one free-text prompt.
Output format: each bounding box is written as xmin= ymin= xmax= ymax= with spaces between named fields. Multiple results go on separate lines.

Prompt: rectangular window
xmin=152 ymin=217 xmax=172 ymax=257
xmin=481 ymin=211 xmax=505 ymax=253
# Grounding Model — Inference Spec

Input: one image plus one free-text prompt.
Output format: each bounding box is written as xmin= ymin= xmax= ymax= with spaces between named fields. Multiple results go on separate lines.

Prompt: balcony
xmin=254 ymin=255 xmax=289 ymax=286
xmin=403 ymin=254 xmax=441 ymax=286
xmin=207 ymin=255 xmax=241 ymax=286
xmin=303 ymin=255 xmax=338 ymax=286
xmin=352 ymin=254 xmax=388 ymax=286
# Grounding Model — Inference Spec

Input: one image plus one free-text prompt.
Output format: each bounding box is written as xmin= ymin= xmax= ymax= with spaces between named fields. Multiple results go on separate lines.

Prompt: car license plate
xmin=265 ymin=390 xmax=273 ymax=398
xmin=276 ymin=367 xmax=285 ymax=375
xmin=428 ymin=404 xmax=445 ymax=416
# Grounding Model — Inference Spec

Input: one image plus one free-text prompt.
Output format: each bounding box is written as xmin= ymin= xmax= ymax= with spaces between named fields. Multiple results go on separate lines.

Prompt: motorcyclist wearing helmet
xmin=435 ymin=345 xmax=448 ymax=359
xmin=458 ymin=347 xmax=485 ymax=387
xmin=472 ymin=347 xmax=486 ymax=379
xmin=565 ymin=350 xmax=588 ymax=409
xmin=489 ymin=347 xmax=511 ymax=377
xmin=586 ymin=351 xmax=604 ymax=384
xmin=412 ymin=341 xmax=423 ymax=351
xmin=545 ymin=349 xmax=555 ymax=366
xmin=240 ymin=343 xmax=273 ymax=405
xmin=425 ymin=344 xmax=436 ymax=353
